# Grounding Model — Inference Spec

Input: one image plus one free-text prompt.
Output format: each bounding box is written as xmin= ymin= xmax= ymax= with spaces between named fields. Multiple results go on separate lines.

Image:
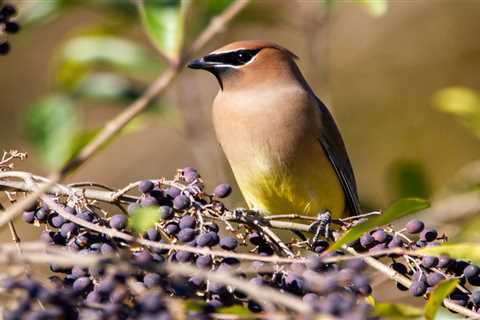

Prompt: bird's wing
xmin=315 ymin=97 xmax=362 ymax=216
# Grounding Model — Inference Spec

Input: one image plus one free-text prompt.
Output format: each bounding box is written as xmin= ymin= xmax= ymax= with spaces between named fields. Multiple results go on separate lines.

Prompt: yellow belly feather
xmin=233 ymin=143 xmax=346 ymax=218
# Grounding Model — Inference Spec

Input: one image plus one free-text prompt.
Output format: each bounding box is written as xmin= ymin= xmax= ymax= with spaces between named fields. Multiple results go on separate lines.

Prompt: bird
xmin=188 ymin=40 xmax=361 ymax=221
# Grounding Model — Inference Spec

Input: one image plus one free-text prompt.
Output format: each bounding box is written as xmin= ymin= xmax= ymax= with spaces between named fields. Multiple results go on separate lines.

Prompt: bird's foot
xmin=308 ymin=211 xmax=332 ymax=243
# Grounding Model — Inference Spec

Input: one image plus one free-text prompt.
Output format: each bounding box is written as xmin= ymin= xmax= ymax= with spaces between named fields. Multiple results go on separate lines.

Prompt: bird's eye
xmin=204 ymin=49 xmax=261 ymax=67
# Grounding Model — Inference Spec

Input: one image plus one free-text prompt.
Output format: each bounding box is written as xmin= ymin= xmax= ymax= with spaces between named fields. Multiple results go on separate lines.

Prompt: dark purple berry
xmin=426 ymin=272 xmax=445 ymax=287
xmin=213 ymin=184 xmax=232 ymax=198
xmin=177 ymin=228 xmax=196 ymax=243
xmin=1 ymin=4 xmax=17 ymax=17
xmin=78 ymin=211 xmax=94 ymax=222
xmin=179 ymin=215 xmax=196 ymax=229
xmin=312 ymin=240 xmax=329 ymax=253
xmin=35 ymin=208 xmax=48 ymax=222
xmin=409 ymin=280 xmax=427 ymax=296
xmin=405 ymin=219 xmax=424 ymax=234
xmin=145 ymin=228 xmax=160 ymax=241
xmin=138 ymin=180 xmax=154 ymax=193
xmin=175 ymin=250 xmax=194 ymax=263
xmin=22 ymin=211 xmax=35 ymax=224
xmin=73 ymin=277 xmax=92 ymax=293
xmin=420 ymin=228 xmax=438 ymax=242
xmin=196 ymin=232 xmax=214 ymax=247
xmin=109 ymin=214 xmax=127 ymax=230
xmin=421 ymin=256 xmax=439 ymax=269
xmin=372 ymin=229 xmax=388 ymax=243
xmin=165 ymin=222 xmax=179 ymax=235
xmin=471 ymin=290 xmax=480 ymax=305
xmin=141 ymin=195 xmax=159 ymax=207
xmin=144 ymin=273 xmax=161 ymax=288
xmin=166 ymin=187 xmax=181 ymax=198
xmin=360 ymin=233 xmax=374 ymax=248
xmin=159 ymin=206 xmax=174 ymax=220
xmin=5 ymin=21 xmax=19 ymax=34
xmin=220 ymin=236 xmax=238 ymax=251
xmin=196 ymin=255 xmax=213 ymax=269
xmin=388 ymin=236 xmax=403 ymax=248
xmin=464 ymin=265 xmax=480 ymax=279
xmin=437 ymin=255 xmax=453 ymax=268
xmin=173 ymin=195 xmax=190 ymax=210
xmin=184 ymin=170 xmax=199 ymax=183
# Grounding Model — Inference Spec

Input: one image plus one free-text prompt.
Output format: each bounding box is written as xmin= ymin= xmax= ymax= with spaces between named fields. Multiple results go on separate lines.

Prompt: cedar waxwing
xmin=188 ymin=40 xmax=361 ymax=219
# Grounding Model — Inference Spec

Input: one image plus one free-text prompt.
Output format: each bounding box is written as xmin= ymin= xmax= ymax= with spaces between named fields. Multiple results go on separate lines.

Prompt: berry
xmin=471 ymin=290 xmax=480 ymax=305
xmin=73 ymin=277 xmax=92 ymax=293
xmin=179 ymin=215 xmax=196 ymax=229
xmin=109 ymin=214 xmax=127 ymax=230
xmin=139 ymin=180 xmax=154 ymax=193
xmin=220 ymin=236 xmax=238 ymax=251
xmin=177 ymin=228 xmax=196 ymax=243
xmin=421 ymin=256 xmax=439 ymax=269
xmin=360 ymin=233 xmax=374 ymax=248
xmin=420 ymin=228 xmax=438 ymax=242
xmin=159 ymin=206 xmax=174 ymax=220
xmin=22 ymin=211 xmax=35 ymax=224
xmin=173 ymin=195 xmax=190 ymax=210
xmin=5 ymin=21 xmax=19 ymax=34
xmin=464 ymin=265 xmax=480 ymax=279
xmin=405 ymin=219 xmax=424 ymax=234
xmin=372 ymin=229 xmax=388 ymax=243
xmin=409 ymin=280 xmax=427 ymax=297
xmin=213 ymin=184 xmax=232 ymax=198
xmin=426 ymin=272 xmax=445 ymax=287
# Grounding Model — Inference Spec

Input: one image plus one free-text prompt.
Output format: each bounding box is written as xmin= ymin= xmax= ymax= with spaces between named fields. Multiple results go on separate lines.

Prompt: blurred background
xmin=1 ymin=0 xmax=480 ymax=283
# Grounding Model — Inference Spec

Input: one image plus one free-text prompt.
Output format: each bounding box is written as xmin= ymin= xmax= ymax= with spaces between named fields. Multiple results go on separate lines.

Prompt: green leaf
xmin=59 ymin=35 xmax=164 ymax=87
xmin=353 ymin=0 xmax=388 ymax=17
xmin=374 ymin=303 xmax=423 ymax=319
xmin=73 ymin=73 xmax=134 ymax=101
xmin=128 ymin=207 xmax=161 ymax=234
xmin=329 ymin=198 xmax=429 ymax=252
xmin=24 ymin=94 xmax=79 ymax=169
xmin=433 ymin=87 xmax=480 ymax=116
xmin=417 ymin=243 xmax=480 ymax=265
xmin=138 ymin=0 xmax=190 ymax=59
xmin=425 ymin=279 xmax=459 ymax=320
xmin=388 ymin=160 xmax=431 ymax=199
xmin=432 ymin=87 xmax=480 ymax=138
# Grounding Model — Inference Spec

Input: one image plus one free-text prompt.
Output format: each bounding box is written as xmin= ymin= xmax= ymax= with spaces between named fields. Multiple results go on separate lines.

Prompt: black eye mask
xmin=204 ymin=49 xmax=261 ymax=66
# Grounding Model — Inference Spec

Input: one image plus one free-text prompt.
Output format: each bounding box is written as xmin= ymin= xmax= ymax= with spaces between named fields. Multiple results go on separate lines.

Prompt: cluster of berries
xmin=0 ymin=2 xmax=20 ymax=55
xmin=1 ymin=167 xmax=378 ymax=319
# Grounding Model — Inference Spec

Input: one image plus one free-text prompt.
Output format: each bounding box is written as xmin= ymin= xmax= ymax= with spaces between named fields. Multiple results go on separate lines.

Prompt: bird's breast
xmin=212 ymin=88 xmax=345 ymax=217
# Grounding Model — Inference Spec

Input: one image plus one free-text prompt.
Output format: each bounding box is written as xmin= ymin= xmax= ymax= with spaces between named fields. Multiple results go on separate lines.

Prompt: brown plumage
xmin=189 ymin=40 xmax=361 ymax=218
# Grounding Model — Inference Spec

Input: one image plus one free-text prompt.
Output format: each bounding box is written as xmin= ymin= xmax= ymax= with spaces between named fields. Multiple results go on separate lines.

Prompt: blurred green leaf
xmin=24 ymin=94 xmax=79 ymax=169
xmin=129 ymin=207 xmax=161 ymax=233
xmin=138 ymin=0 xmax=190 ymax=59
xmin=374 ymin=302 xmax=423 ymax=319
xmin=418 ymin=243 xmax=480 ymax=265
xmin=425 ymin=279 xmax=459 ymax=320
xmin=19 ymin=0 xmax=69 ymax=26
xmin=73 ymin=73 xmax=134 ymax=101
xmin=433 ymin=87 xmax=480 ymax=116
xmin=353 ymin=0 xmax=387 ymax=17
xmin=388 ymin=160 xmax=431 ymax=200
xmin=59 ymin=35 xmax=164 ymax=88
xmin=329 ymin=198 xmax=429 ymax=252
xmin=432 ymin=87 xmax=480 ymax=138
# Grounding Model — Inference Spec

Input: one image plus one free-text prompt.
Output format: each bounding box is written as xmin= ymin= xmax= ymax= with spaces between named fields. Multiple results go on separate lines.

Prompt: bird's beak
xmin=187 ymin=57 xmax=217 ymax=70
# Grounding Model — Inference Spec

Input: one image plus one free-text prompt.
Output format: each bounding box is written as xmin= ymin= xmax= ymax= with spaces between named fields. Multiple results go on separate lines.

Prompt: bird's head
xmin=188 ymin=40 xmax=299 ymax=90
